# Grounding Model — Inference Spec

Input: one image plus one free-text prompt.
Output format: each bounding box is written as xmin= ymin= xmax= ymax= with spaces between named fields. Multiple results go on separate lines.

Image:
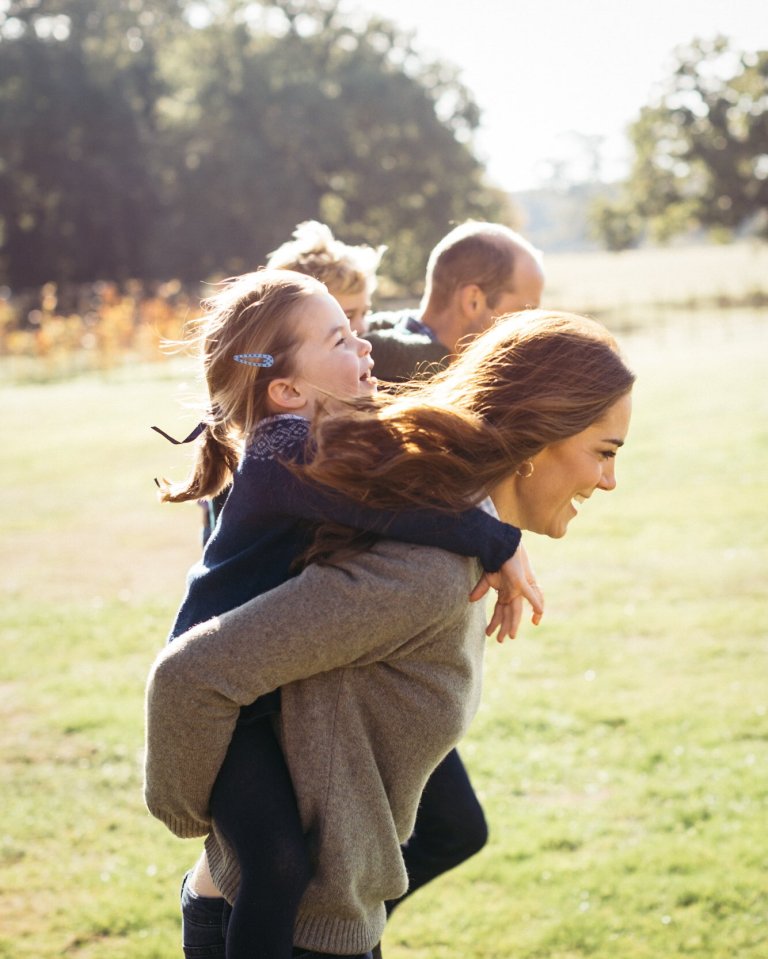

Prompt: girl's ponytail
xmin=156 ymin=418 xmax=240 ymax=504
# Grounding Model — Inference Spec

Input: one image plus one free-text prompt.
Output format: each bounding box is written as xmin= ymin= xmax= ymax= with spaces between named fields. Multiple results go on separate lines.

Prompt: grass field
xmin=1 ymin=303 xmax=766 ymax=958
xmin=544 ymin=241 xmax=768 ymax=320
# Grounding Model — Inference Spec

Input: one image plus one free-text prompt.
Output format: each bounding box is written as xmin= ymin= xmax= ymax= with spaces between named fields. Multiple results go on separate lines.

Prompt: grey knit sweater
xmin=144 ymin=541 xmax=487 ymax=954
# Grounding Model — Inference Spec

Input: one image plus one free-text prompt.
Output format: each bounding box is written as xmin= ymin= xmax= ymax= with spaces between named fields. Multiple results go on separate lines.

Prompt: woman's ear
xmin=267 ymin=377 xmax=306 ymax=411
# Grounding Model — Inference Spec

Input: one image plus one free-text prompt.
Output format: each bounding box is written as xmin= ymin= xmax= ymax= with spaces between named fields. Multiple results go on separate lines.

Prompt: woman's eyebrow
xmin=603 ymin=437 xmax=625 ymax=447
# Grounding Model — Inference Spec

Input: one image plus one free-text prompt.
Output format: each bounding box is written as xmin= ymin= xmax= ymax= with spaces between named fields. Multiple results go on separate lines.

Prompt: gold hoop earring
xmin=516 ymin=460 xmax=534 ymax=478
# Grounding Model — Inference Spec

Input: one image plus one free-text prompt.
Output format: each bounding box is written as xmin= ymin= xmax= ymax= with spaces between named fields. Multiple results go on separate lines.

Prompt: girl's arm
xmin=263 ymin=454 xmax=520 ymax=572
xmin=262 ymin=456 xmax=543 ymax=639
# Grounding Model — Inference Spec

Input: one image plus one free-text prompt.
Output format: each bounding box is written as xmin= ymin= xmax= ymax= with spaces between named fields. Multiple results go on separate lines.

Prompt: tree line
xmin=591 ymin=36 xmax=768 ymax=250
xmin=0 ymin=0 xmax=511 ymax=293
xmin=3 ymin=3 xmax=765 ymax=292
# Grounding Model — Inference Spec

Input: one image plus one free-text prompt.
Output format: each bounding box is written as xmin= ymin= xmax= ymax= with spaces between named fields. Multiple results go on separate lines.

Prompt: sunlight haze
xmin=353 ymin=0 xmax=768 ymax=192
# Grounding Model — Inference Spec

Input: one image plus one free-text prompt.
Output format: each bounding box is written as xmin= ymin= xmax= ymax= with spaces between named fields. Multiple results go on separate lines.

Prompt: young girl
xmin=199 ymin=221 xmax=385 ymax=544
xmin=154 ymin=269 xmax=542 ymax=959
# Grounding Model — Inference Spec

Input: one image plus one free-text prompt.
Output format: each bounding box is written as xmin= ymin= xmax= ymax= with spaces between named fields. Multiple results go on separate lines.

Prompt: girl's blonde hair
xmin=157 ymin=269 xmax=326 ymax=503
xmin=304 ymin=310 xmax=635 ymax=516
xmin=266 ymin=220 xmax=385 ymax=297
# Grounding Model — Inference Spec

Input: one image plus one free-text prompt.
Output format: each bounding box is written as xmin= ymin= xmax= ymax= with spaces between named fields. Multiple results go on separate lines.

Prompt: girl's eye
xmin=600 ymin=449 xmax=616 ymax=459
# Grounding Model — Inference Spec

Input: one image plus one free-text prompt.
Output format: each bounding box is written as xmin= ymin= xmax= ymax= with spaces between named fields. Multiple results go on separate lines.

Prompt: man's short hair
xmin=424 ymin=221 xmax=536 ymax=312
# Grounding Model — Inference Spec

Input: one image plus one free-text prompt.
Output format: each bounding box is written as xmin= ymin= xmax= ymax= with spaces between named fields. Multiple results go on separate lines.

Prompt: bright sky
xmin=349 ymin=0 xmax=768 ymax=192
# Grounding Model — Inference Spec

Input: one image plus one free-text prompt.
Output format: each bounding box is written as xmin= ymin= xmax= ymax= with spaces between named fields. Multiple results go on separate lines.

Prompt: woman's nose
xmin=598 ymin=461 xmax=617 ymax=491
xmin=358 ymin=336 xmax=372 ymax=356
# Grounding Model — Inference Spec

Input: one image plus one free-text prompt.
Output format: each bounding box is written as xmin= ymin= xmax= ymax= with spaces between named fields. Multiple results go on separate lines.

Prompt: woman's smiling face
xmin=490 ymin=391 xmax=632 ymax=538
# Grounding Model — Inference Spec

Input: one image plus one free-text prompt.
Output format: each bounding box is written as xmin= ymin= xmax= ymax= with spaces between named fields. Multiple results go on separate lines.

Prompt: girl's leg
xmin=181 ymin=868 xmax=231 ymax=959
xmin=211 ymin=716 xmax=312 ymax=959
xmin=388 ymin=748 xmax=487 ymax=912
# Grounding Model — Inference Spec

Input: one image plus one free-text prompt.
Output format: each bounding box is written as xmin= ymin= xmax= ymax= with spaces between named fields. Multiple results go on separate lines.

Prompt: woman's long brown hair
xmin=303 ymin=310 xmax=635 ymax=522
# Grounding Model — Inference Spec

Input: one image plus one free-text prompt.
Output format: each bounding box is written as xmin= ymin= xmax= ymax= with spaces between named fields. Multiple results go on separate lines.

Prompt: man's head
xmin=420 ymin=221 xmax=545 ymax=347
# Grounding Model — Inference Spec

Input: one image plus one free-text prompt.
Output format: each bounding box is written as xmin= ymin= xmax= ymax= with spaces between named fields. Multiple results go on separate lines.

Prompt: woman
xmin=145 ymin=310 xmax=634 ymax=958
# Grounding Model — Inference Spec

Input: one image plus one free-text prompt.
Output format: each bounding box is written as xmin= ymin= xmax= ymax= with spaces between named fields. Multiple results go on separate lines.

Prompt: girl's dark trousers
xmin=182 ymin=710 xmax=311 ymax=959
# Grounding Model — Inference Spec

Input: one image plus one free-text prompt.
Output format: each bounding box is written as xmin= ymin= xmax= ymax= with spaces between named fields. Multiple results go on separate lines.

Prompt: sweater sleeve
xmin=266 ymin=461 xmax=521 ymax=572
xmin=143 ymin=542 xmax=473 ymax=838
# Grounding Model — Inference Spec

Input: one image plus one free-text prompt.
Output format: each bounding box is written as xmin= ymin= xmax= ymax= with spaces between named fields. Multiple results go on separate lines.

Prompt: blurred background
xmin=1 ymin=3 xmax=766 ymax=958
xmin=1 ymin=0 xmax=767 ymax=380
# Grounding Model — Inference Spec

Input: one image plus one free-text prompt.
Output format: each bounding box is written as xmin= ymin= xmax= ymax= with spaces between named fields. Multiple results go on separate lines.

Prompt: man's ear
xmin=458 ymin=283 xmax=487 ymax=320
xmin=267 ymin=377 xmax=307 ymax=411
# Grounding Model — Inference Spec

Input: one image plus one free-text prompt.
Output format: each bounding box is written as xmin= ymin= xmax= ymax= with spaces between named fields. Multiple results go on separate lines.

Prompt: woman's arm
xmin=266 ymin=458 xmax=543 ymax=640
xmin=144 ymin=541 xmax=472 ymax=838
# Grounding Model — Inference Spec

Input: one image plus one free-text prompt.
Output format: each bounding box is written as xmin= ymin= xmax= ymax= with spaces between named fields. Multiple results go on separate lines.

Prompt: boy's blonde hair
xmin=266 ymin=221 xmax=385 ymax=297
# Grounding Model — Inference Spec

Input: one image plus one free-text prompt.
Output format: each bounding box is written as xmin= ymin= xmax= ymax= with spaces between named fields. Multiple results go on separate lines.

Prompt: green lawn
xmin=1 ymin=310 xmax=766 ymax=958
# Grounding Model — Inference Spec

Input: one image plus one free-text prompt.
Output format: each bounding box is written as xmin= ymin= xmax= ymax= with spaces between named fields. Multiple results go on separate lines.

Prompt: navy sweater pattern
xmin=170 ymin=414 xmax=521 ymax=641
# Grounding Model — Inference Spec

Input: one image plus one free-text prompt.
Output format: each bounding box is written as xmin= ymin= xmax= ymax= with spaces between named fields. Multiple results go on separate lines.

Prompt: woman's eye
xmin=600 ymin=449 xmax=616 ymax=459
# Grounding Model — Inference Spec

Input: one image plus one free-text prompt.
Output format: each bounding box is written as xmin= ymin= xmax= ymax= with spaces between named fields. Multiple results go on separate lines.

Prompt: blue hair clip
xmin=234 ymin=352 xmax=274 ymax=368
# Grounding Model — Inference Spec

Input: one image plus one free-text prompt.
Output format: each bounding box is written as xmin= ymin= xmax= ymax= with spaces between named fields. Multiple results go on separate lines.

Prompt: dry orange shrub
xmin=0 ymin=279 xmax=199 ymax=378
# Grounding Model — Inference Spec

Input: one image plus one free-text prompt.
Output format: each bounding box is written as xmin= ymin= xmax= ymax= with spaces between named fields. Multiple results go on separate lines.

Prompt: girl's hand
xmin=469 ymin=542 xmax=543 ymax=642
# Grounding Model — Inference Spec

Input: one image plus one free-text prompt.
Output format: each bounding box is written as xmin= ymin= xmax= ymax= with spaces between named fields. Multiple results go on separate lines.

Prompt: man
xmin=364 ymin=221 xmax=545 ymax=926
xmin=365 ymin=220 xmax=545 ymax=383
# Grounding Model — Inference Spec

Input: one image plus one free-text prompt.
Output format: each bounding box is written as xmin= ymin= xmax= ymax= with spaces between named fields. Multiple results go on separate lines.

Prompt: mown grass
xmin=1 ymin=309 xmax=766 ymax=958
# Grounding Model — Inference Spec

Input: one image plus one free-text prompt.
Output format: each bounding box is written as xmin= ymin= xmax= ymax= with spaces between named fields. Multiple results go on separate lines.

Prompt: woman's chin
xmin=545 ymin=515 xmax=573 ymax=539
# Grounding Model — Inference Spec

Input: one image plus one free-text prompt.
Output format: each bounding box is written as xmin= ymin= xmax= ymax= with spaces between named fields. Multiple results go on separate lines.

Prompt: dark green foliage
xmin=591 ymin=36 xmax=768 ymax=248
xmin=0 ymin=0 xmax=507 ymax=291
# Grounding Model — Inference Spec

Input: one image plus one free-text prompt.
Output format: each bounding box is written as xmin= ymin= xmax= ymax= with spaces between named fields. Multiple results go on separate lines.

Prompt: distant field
xmin=544 ymin=241 xmax=768 ymax=320
xmin=2 ymin=240 xmax=768 ymax=386
xmin=1 ymin=307 xmax=766 ymax=958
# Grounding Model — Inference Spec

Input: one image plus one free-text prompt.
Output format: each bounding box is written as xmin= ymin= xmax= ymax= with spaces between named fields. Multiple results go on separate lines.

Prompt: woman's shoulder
xmin=339 ymin=540 xmax=477 ymax=613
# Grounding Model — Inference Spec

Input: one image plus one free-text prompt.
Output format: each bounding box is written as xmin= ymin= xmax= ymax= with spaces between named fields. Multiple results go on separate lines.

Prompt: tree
xmin=0 ymin=0 xmax=187 ymax=286
xmin=153 ymin=0 xmax=509 ymax=288
xmin=589 ymin=195 xmax=642 ymax=252
xmin=591 ymin=36 xmax=768 ymax=248
xmin=0 ymin=0 xmax=509 ymax=291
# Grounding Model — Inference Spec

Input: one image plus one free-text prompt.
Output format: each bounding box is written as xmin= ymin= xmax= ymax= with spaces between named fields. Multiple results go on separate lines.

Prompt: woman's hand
xmin=469 ymin=542 xmax=544 ymax=642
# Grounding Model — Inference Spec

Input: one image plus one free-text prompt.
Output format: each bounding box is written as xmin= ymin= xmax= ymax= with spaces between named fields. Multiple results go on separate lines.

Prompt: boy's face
xmin=333 ymin=288 xmax=371 ymax=336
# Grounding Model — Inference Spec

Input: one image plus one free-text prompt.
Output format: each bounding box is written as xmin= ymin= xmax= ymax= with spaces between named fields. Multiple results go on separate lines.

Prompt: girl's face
xmin=289 ymin=292 xmax=377 ymax=416
xmin=490 ymin=391 xmax=632 ymax=538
